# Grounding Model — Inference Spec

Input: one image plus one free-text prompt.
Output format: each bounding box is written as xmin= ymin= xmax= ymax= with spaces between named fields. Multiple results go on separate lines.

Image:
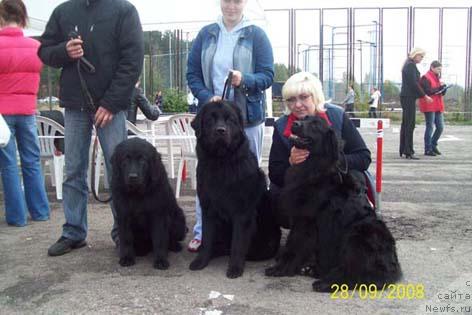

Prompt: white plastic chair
xmin=36 ymin=116 xmax=65 ymax=200
xmin=168 ymin=114 xmax=196 ymax=198
xmin=88 ymin=120 xmax=150 ymax=194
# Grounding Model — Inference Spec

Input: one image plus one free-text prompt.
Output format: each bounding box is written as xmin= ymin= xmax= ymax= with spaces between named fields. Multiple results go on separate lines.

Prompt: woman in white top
xmin=368 ymin=87 xmax=381 ymax=118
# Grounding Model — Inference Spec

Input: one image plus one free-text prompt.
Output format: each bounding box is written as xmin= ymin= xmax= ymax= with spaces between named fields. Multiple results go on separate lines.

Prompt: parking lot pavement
xmin=0 ymin=123 xmax=471 ymax=315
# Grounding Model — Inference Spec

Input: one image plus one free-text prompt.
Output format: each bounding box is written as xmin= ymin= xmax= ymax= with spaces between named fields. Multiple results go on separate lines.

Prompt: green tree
xmin=274 ymin=63 xmax=290 ymax=82
xmin=382 ymin=80 xmax=400 ymax=102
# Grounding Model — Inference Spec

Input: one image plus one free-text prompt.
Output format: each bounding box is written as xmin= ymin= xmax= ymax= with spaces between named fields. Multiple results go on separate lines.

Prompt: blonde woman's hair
xmin=408 ymin=47 xmax=426 ymax=59
xmin=282 ymin=71 xmax=326 ymax=114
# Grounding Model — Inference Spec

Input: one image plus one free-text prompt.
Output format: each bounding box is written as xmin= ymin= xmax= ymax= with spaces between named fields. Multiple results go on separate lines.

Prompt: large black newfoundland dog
xmin=111 ymin=138 xmax=187 ymax=269
xmin=265 ymin=116 xmax=402 ymax=292
xmin=189 ymin=101 xmax=281 ymax=278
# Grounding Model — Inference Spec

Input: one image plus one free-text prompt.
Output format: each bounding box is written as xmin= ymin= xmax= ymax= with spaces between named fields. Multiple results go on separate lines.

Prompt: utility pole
xmin=169 ymin=34 xmax=172 ymax=89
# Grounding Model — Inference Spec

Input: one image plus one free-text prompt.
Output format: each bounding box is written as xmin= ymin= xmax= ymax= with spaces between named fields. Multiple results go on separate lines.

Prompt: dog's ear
xmin=228 ymin=101 xmax=244 ymax=129
xmin=191 ymin=110 xmax=202 ymax=138
xmin=325 ymin=128 xmax=339 ymax=162
xmin=225 ymin=101 xmax=245 ymax=136
xmin=110 ymin=146 xmax=120 ymax=175
xmin=150 ymin=149 xmax=163 ymax=185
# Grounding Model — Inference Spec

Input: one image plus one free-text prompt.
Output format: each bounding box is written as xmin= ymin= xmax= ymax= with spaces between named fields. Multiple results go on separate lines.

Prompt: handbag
xmin=0 ymin=114 xmax=11 ymax=148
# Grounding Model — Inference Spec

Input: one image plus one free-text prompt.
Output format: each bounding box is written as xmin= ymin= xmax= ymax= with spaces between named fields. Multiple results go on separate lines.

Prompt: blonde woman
xmin=268 ymin=72 xmax=371 ymax=227
xmin=399 ymin=47 xmax=432 ymax=160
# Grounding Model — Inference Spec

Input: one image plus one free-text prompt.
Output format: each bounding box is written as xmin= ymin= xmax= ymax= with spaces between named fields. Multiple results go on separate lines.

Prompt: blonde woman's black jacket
xmin=400 ymin=59 xmax=426 ymax=99
xmin=38 ymin=0 xmax=144 ymax=114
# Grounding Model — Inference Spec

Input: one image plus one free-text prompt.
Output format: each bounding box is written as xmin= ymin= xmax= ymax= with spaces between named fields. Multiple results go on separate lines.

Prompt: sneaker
xmin=424 ymin=151 xmax=437 ymax=156
xmin=432 ymin=147 xmax=442 ymax=155
xmin=187 ymin=239 xmax=201 ymax=252
xmin=48 ymin=236 xmax=87 ymax=257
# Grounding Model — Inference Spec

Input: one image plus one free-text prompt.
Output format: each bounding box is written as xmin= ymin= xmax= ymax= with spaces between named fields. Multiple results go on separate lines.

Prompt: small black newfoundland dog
xmin=265 ymin=116 xmax=402 ymax=292
xmin=111 ymin=138 xmax=187 ymax=269
xmin=189 ymin=101 xmax=281 ymax=278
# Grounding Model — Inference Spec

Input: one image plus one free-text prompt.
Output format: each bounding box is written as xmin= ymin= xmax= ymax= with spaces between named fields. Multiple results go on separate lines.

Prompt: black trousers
xmin=399 ymin=96 xmax=417 ymax=156
xmin=345 ymin=103 xmax=355 ymax=117
xmin=368 ymin=107 xmax=377 ymax=118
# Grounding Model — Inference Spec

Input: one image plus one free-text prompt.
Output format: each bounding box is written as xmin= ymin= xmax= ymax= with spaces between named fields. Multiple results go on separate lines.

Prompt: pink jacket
xmin=0 ymin=27 xmax=42 ymax=115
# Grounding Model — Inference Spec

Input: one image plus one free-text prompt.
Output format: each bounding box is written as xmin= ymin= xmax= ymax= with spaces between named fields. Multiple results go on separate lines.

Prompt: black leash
xmin=75 ymin=53 xmax=112 ymax=203
xmin=221 ymin=71 xmax=233 ymax=100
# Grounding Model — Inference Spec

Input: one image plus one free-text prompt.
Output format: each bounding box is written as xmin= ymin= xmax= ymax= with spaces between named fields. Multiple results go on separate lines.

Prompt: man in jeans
xmin=38 ymin=0 xmax=144 ymax=256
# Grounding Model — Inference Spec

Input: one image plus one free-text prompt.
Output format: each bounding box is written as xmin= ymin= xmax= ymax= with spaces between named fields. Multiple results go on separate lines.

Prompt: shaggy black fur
xmin=111 ymin=138 xmax=187 ymax=269
xmin=189 ymin=101 xmax=281 ymax=278
xmin=265 ymin=116 xmax=402 ymax=292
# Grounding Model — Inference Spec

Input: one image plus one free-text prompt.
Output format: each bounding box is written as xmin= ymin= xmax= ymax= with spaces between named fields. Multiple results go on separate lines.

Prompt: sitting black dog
xmin=111 ymin=138 xmax=187 ymax=269
xmin=189 ymin=101 xmax=281 ymax=278
xmin=265 ymin=116 xmax=402 ymax=292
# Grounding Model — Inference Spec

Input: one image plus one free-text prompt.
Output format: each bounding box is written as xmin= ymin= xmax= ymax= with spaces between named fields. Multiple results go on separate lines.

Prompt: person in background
xmin=419 ymin=60 xmax=446 ymax=156
xmin=186 ymin=0 xmax=274 ymax=252
xmin=154 ymin=90 xmax=163 ymax=112
xmin=342 ymin=84 xmax=356 ymax=118
xmin=268 ymin=72 xmax=371 ymax=228
xmin=399 ymin=47 xmax=433 ymax=160
xmin=368 ymin=87 xmax=381 ymax=118
xmin=0 ymin=0 xmax=50 ymax=226
xmin=127 ymin=81 xmax=160 ymax=125
xmin=38 ymin=0 xmax=144 ymax=256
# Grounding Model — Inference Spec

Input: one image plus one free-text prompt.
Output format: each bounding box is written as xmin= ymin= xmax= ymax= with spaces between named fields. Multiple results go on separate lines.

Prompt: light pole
xmin=357 ymin=40 xmax=363 ymax=94
xmin=372 ymin=21 xmax=379 ymax=89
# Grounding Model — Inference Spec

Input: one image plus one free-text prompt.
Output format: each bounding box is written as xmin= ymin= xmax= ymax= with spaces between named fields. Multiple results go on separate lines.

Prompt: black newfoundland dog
xmin=265 ymin=116 xmax=402 ymax=292
xmin=111 ymin=138 xmax=187 ymax=269
xmin=189 ymin=101 xmax=281 ymax=278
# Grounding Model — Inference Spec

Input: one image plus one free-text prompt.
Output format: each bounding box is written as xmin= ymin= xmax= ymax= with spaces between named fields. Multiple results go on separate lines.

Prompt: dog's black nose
xmin=128 ymin=172 xmax=138 ymax=181
xmin=216 ymin=126 xmax=226 ymax=135
xmin=291 ymin=120 xmax=302 ymax=133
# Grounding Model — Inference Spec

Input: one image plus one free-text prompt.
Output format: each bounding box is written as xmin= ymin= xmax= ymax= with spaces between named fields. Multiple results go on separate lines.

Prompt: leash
xmin=221 ymin=71 xmax=233 ymax=100
xmin=75 ymin=52 xmax=112 ymax=203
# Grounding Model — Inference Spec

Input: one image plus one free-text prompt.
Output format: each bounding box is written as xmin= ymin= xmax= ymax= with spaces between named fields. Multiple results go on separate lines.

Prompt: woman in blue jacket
xmin=186 ymin=0 xmax=274 ymax=251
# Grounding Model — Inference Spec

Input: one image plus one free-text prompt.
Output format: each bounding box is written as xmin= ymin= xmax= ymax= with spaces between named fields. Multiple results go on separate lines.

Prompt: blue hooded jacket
xmin=186 ymin=22 xmax=274 ymax=127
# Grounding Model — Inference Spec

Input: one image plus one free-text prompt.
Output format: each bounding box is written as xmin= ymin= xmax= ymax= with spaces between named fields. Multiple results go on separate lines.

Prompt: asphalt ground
xmin=0 ymin=122 xmax=471 ymax=315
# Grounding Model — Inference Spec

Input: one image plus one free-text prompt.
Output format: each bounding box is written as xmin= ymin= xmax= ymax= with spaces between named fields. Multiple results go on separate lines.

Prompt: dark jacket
xmin=127 ymin=87 xmax=160 ymax=125
xmin=400 ymin=59 xmax=425 ymax=98
xmin=268 ymin=104 xmax=371 ymax=188
xmin=187 ymin=23 xmax=274 ymax=127
xmin=38 ymin=0 xmax=144 ymax=114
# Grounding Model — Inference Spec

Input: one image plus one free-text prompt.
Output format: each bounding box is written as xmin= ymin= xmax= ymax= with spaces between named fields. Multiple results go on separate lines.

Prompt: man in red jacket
xmin=419 ymin=60 xmax=447 ymax=156
xmin=0 ymin=0 xmax=50 ymax=226
xmin=38 ymin=0 xmax=144 ymax=256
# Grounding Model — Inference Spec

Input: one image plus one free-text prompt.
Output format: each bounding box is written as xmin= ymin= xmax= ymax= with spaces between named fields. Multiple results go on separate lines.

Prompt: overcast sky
xmin=23 ymin=0 xmax=470 ymax=86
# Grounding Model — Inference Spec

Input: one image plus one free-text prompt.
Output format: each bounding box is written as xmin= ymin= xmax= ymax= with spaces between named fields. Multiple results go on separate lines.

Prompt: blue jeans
xmin=424 ymin=111 xmax=444 ymax=152
xmin=192 ymin=123 xmax=264 ymax=240
xmin=61 ymin=109 xmax=126 ymax=242
xmin=0 ymin=115 xmax=50 ymax=226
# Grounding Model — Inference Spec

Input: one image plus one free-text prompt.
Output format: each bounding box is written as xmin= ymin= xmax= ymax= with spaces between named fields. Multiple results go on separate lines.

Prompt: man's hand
xmin=289 ymin=146 xmax=310 ymax=165
xmin=66 ymin=38 xmax=84 ymax=60
xmin=209 ymin=96 xmax=222 ymax=102
xmin=230 ymin=70 xmax=243 ymax=87
xmin=94 ymin=106 xmax=114 ymax=128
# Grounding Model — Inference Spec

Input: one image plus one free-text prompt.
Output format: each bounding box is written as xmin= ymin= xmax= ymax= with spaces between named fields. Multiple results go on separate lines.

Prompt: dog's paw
xmin=226 ymin=265 xmax=244 ymax=279
xmin=265 ymin=264 xmax=295 ymax=277
xmin=153 ymin=258 xmax=170 ymax=270
xmin=119 ymin=256 xmax=135 ymax=267
xmin=168 ymin=242 xmax=182 ymax=252
xmin=312 ymin=280 xmax=333 ymax=292
xmin=298 ymin=265 xmax=319 ymax=278
xmin=189 ymin=257 xmax=208 ymax=271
